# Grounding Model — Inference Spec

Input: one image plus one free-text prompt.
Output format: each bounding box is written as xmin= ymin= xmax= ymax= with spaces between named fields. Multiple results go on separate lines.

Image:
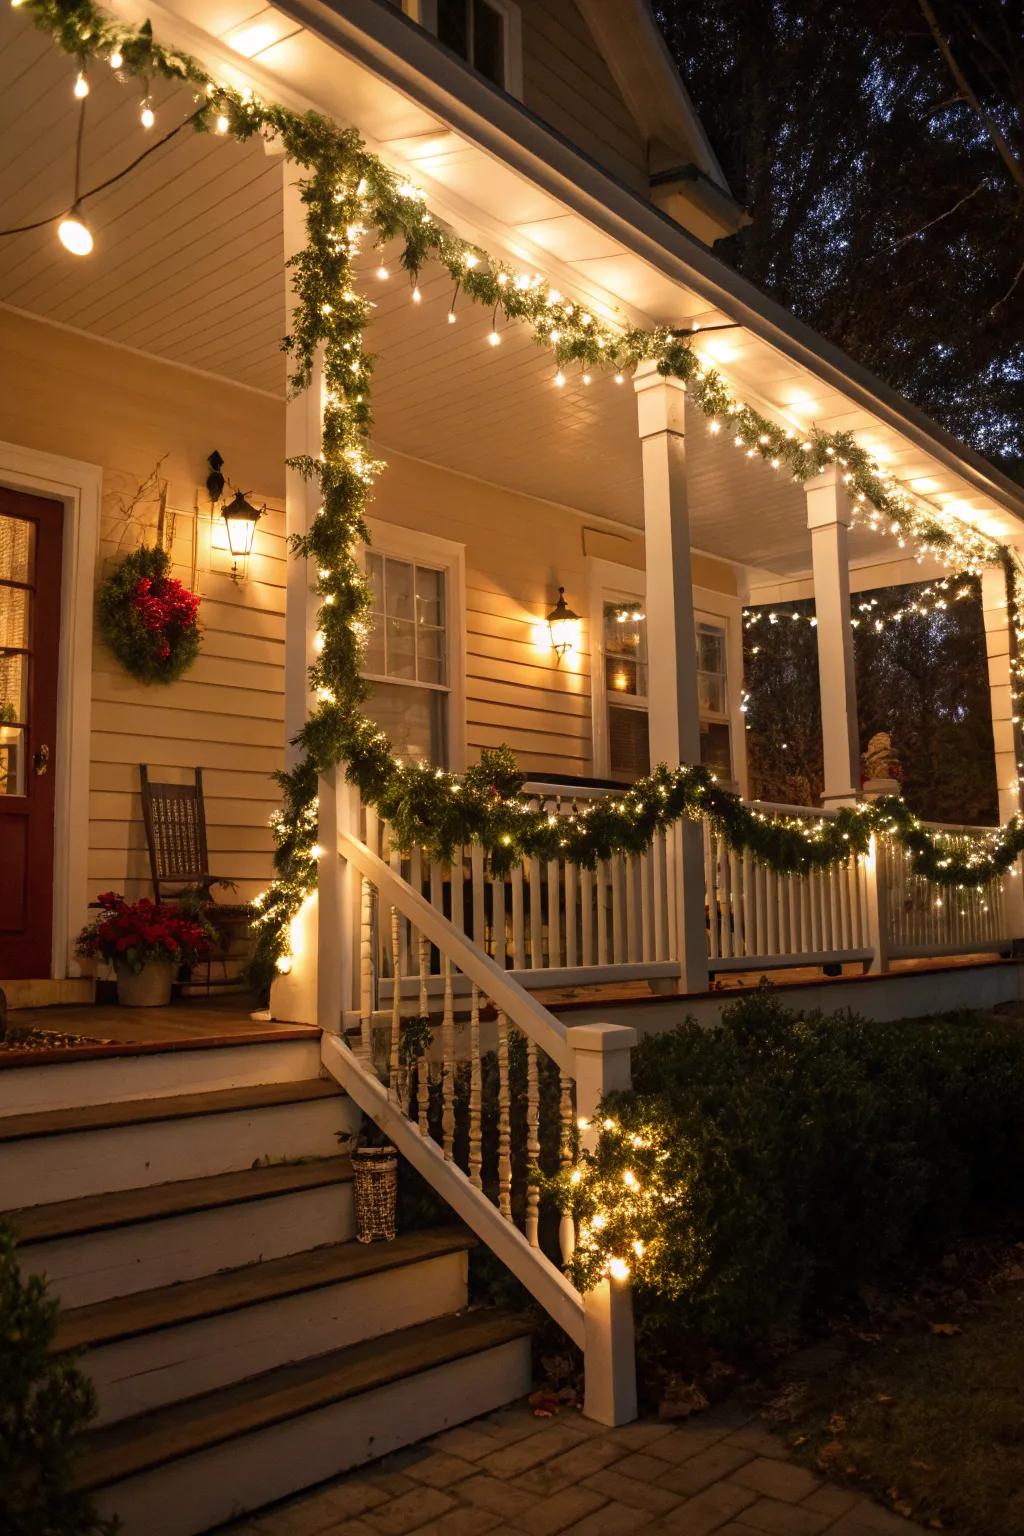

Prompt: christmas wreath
xmin=97 ymin=546 xmax=201 ymax=684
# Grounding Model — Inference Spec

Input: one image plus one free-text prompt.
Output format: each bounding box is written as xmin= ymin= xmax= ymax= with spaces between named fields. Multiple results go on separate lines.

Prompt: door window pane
xmin=603 ymin=601 xmax=647 ymax=698
xmin=696 ymin=621 xmax=727 ymax=717
xmin=365 ymin=683 xmax=447 ymax=766
xmin=0 ymin=584 xmax=29 ymax=649
xmin=0 ymin=724 xmax=25 ymax=797
xmin=0 ymin=517 xmax=33 ymax=584
xmin=0 ymin=650 xmax=27 ymax=726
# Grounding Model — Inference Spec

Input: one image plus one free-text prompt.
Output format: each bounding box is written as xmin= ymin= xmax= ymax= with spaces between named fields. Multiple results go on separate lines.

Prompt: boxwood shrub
xmin=565 ymin=987 xmax=1024 ymax=1348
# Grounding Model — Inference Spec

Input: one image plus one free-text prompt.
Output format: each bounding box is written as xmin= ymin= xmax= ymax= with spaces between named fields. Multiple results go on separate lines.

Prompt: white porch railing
xmin=319 ymin=809 xmax=638 ymax=1426
xmin=360 ymin=787 xmax=1015 ymax=993
xmin=366 ymin=783 xmax=678 ymax=995
xmin=881 ymin=824 xmax=1010 ymax=959
xmin=704 ymin=802 xmax=872 ymax=972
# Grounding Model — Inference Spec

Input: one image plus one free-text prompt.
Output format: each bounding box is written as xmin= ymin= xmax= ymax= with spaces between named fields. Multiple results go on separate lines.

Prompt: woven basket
xmin=352 ymin=1146 xmax=398 ymax=1243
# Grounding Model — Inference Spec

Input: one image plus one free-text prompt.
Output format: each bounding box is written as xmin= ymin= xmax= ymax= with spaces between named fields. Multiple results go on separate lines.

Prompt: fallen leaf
xmin=928 ymin=1520 xmax=944 ymax=1529
xmin=532 ymin=1408 xmax=554 ymax=1419
xmin=876 ymin=1393 xmax=896 ymax=1405
xmin=910 ymin=1458 xmax=934 ymax=1471
xmin=658 ymin=1378 xmax=710 ymax=1420
xmin=854 ymin=1331 xmax=883 ymax=1344
xmin=929 ymin=1322 xmax=962 ymax=1337
xmin=894 ymin=1501 xmax=914 ymax=1518
xmin=827 ymin=1413 xmax=847 ymax=1434
xmin=817 ymin=1441 xmax=843 ymax=1469
xmin=790 ymin=1433 xmax=809 ymax=1448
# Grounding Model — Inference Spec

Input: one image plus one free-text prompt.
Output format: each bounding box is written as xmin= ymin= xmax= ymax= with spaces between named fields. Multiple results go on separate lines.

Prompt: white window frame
xmin=415 ymin=0 xmax=524 ymax=99
xmin=587 ymin=557 xmax=748 ymax=794
xmin=362 ymin=519 xmax=466 ymax=772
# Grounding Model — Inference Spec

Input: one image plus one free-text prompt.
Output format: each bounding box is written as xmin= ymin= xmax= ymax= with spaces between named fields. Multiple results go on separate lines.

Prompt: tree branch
xmin=866 ymin=180 xmax=987 ymax=259
xmin=917 ymin=0 xmax=1024 ymax=198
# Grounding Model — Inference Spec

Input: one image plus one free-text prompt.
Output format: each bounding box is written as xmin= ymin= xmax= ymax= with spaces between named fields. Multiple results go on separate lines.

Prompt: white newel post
xmin=981 ymin=562 xmax=1024 ymax=939
xmin=805 ymin=467 xmax=860 ymax=807
xmin=567 ymin=1022 xmax=638 ymax=1426
xmin=633 ymin=363 xmax=709 ymax=993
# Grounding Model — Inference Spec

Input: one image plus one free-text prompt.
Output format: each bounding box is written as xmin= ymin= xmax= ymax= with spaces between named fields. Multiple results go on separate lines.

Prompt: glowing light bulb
xmin=411 ymin=285 xmax=421 ymax=303
xmin=74 ymin=71 xmax=89 ymax=99
xmin=582 ymin=372 xmax=592 ymax=385
xmin=109 ymin=49 xmax=123 ymax=68
xmin=608 ymin=1257 xmax=630 ymax=1281
xmin=376 ymin=265 xmax=389 ymax=280
xmin=488 ymin=329 xmax=501 ymax=347
xmin=140 ymin=99 xmax=155 ymax=129
xmin=275 ymin=954 xmax=293 ymax=974
xmin=216 ymin=113 xmax=229 ymax=133
xmin=554 ymin=370 xmax=566 ymax=388
xmin=614 ymin=373 xmax=625 ymax=384
xmin=447 ymin=310 xmax=457 ymax=324
xmin=57 ymin=207 xmax=93 ymax=257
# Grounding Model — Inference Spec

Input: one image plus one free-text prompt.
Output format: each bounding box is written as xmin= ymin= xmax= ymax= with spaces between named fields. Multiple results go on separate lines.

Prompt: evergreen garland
xmin=18 ymin=0 xmax=1024 ymax=987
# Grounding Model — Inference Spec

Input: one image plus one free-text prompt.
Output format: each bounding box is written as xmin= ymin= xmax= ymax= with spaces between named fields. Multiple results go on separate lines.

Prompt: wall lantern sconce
xmin=547 ymin=586 xmax=581 ymax=664
xmin=221 ymin=489 xmax=265 ymax=580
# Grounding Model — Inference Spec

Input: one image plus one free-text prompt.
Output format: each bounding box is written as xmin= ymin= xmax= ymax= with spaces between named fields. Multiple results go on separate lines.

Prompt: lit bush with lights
xmin=545 ymin=987 xmax=1024 ymax=1345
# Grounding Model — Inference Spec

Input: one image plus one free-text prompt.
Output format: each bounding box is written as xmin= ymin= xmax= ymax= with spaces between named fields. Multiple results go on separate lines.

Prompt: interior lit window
xmin=600 ymin=602 xmax=733 ymax=782
xmin=363 ymin=552 xmax=449 ymax=766
xmin=437 ymin=0 xmax=507 ymax=88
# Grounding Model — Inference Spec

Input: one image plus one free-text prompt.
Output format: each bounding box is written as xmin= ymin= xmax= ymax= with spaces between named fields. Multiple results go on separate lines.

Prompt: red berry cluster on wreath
xmin=132 ymin=575 xmax=201 ymax=661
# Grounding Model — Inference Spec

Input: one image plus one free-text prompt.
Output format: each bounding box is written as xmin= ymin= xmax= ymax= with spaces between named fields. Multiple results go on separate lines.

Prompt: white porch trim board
xmin=980 ymin=562 xmax=1024 ymax=936
xmin=0 ymin=438 xmax=100 ymax=980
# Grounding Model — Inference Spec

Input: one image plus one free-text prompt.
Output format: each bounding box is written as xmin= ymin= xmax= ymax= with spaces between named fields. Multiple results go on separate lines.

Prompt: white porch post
xmin=981 ymin=561 xmax=1024 ymax=939
xmin=271 ymin=171 xmax=345 ymax=1028
xmin=567 ymin=1022 xmax=638 ymax=1426
xmin=633 ymin=363 xmax=709 ymax=993
xmin=805 ymin=467 xmax=860 ymax=806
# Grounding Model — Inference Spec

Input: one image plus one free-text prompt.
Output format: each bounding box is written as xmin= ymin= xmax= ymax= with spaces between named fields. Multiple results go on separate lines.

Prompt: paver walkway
xmin=226 ymin=1398 xmax=911 ymax=1536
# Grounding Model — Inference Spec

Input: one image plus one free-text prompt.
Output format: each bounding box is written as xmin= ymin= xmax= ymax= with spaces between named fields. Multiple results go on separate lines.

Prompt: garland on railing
xmin=18 ymin=0 xmax=1024 ymax=985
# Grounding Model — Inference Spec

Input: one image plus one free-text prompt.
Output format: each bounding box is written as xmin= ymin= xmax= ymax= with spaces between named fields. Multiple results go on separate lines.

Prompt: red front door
xmin=0 ymin=487 xmax=63 ymax=979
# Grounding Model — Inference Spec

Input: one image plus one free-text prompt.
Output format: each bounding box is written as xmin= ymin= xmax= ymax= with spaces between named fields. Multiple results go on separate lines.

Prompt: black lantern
xmin=547 ymin=587 xmax=580 ymax=663
xmin=221 ymin=489 xmax=265 ymax=579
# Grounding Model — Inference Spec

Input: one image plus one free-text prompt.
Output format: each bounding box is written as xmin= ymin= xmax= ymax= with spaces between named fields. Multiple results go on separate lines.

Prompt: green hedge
xmin=562 ymin=988 xmax=1024 ymax=1348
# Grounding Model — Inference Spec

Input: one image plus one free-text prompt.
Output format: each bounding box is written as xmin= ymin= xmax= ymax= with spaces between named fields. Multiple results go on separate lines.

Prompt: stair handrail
xmin=321 ymin=825 xmax=638 ymax=1426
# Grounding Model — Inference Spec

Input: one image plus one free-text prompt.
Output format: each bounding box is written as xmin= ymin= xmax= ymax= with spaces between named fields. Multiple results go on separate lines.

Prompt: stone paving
xmin=229 ymin=1399 xmax=913 ymax=1536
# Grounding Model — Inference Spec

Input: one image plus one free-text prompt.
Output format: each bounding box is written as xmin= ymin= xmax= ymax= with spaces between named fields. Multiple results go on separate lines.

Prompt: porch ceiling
xmin=2 ymin=1 xmax=1020 ymax=585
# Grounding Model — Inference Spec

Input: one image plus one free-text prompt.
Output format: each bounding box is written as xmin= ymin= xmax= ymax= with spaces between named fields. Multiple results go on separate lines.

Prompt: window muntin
xmin=437 ymin=0 xmax=507 ymax=87
xmin=364 ymin=551 xmax=449 ymax=765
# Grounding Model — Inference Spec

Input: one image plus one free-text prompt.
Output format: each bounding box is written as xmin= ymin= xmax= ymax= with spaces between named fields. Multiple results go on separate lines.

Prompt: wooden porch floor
xmin=2 ymin=951 xmax=1013 ymax=1056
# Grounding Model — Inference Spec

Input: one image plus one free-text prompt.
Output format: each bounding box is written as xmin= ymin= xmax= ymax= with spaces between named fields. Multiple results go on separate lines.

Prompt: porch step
xmin=0 ymin=1031 xmax=323 ymax=1118
xmin=80 ymin=1309 xmax=534 ymax=1536
xmin=0 ymin=1079 xmax=357 ymax=1207
xmin=57 ymin=1228 xmax=477 ymax=1425
xmin=7 ymin=1157 xmax=355 ymax=1308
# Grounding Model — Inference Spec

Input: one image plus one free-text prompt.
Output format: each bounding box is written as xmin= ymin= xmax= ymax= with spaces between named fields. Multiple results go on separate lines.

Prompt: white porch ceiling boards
xmin=2 ymin=0 xmax=1019 ymax=579
xmin=0 ymin=12 xmax=285 ymax=396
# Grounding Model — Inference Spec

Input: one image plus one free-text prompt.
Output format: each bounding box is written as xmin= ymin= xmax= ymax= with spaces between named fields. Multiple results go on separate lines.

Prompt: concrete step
xmin=0 ymin=1032 xmax=323 ymax=1117
xmin=57 ymin=1228 xmax=477 ymax=1426
xmin=7 ymin=1157 xmax=355 ymax=1307
xmin=81 ymin=1309 xmax=534 ymax=1536
xmin=0 ymin=1080 xmax=357 ymax=1206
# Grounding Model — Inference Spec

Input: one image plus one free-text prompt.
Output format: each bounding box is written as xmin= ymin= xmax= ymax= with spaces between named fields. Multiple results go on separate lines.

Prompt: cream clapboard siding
xmin=0 ymin=308 xmax=285 ymax=906
xmin=517 ymin=1 xmax=650 ymax=192
xmin=1 ymin=311 xmax=741 ymax=911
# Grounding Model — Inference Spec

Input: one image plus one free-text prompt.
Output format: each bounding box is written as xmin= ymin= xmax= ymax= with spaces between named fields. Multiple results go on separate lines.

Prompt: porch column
xmin=633 ymin=362 xmax=709 ymax=993
xmin=981 ymin=561 xmax=1024 ymax=939
xmin=805 ymin=467 xmax=860 ymax=806
xmin=270 ymin=171 xmax=346 ymax=1028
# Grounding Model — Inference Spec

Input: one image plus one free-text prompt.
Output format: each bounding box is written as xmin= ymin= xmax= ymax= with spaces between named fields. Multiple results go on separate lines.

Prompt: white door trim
xmin=0 ymin=440 xmax=101 ymax=979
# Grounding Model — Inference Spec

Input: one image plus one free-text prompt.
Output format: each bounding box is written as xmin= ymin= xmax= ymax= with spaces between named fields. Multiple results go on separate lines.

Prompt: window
xmin=696 ymin=621 xmax=732 ymax=780
xmin=363 ymin=551 xmax=449 ymax=766
xmin=603 ymin=600 xmax=649 ymax=780
xmin=437 ymin=0 xmax=512 ymax=89
xmin=596 ymin=590 xmax=734 ymax=783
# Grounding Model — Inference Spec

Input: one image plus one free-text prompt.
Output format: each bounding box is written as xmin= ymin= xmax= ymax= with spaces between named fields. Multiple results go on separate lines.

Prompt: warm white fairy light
xmin=140 ymin=97 xmax=155 ymax=128
xmin=73 ymin=69 xmax=89 ymax=98
xmin=109 ymin=48 xmax=123 ymax=68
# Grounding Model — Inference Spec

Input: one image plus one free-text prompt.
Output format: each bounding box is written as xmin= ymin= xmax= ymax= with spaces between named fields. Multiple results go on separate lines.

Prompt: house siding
xmin=0 ymin=311 xmax=739 ymax=928
xmin=0 ymin=308 xmax=286 ymax=909
xmin=517 ymin=1 xmax=650 ymax=193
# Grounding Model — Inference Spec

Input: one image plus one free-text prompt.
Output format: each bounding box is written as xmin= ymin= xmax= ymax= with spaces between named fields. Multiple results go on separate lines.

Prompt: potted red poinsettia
xmin=76 ymin=893 xmax=217 ymax=1007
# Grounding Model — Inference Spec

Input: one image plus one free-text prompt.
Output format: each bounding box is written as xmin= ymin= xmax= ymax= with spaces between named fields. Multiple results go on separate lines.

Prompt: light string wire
xmin=15 ymin=0 xmax=1024 ymax=987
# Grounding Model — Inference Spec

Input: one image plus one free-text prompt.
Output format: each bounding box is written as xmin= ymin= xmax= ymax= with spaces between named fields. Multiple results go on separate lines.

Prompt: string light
xmin=57 ymin=207 xmax=93 ymax=256
xmin=73 ymin=69 xmax=89 ymax=99
xmin=140 ymin=97 xmax=155 ymax=129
